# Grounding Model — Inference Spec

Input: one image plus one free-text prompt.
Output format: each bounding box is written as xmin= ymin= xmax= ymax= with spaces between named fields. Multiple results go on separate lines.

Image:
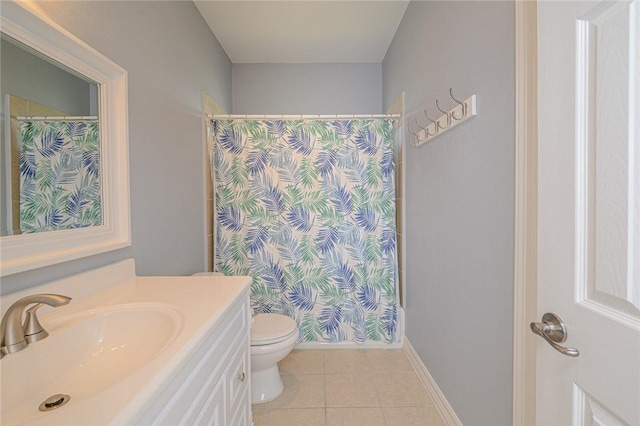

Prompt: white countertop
xmin=0 ymin=259 xmax=251 ymax=425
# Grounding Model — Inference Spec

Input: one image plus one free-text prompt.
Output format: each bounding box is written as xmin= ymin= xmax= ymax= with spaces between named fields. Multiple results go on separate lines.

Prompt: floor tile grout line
xmin=259 ymin=349 xmax=444 ymax=425
xmin=323 ymin=351 xmax=327 ymax=424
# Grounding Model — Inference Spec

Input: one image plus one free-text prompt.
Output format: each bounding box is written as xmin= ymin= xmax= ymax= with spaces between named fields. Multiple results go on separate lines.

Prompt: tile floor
xmin=251 ymin=349 xmax=446 ymax=426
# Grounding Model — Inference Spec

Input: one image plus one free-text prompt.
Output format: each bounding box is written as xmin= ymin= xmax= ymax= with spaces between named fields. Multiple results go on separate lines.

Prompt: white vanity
xmin=0 ymin=259 xmax=252 ymax=425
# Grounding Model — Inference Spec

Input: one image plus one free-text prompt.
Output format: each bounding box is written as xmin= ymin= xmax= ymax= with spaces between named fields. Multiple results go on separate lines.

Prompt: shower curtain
xmin=18 ymin=120 xmax=101 ymax=233
xmin=211 ymin=118 xmax=398 ymax=344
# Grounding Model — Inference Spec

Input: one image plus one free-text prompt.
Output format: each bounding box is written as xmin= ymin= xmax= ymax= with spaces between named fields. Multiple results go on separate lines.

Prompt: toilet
xmin=250 ymin=313 xmax=299 ymax=403
xmin=191 ymin=271 xmax=298 ymax=404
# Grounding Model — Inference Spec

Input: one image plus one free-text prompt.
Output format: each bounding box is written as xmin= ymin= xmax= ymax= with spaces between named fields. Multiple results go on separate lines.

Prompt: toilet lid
xmin=251 ymin=313 xmax=298 ymax=345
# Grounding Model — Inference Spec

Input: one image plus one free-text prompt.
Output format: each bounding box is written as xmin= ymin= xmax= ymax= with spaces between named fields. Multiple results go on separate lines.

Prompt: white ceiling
xmin=193 ymin=1 xmax=410 ymax=64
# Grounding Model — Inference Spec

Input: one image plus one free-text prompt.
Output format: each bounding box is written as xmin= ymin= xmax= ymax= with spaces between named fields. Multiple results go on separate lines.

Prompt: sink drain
xmin=39 ymin=394 xmax=70 ymax=411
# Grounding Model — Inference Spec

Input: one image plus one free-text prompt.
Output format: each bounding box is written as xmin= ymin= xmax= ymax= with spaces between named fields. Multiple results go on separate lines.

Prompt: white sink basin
xmin=1 ymin=303 xmax=182 ymax=425
xmin=0 ymin=260 xmax=250 ymax=425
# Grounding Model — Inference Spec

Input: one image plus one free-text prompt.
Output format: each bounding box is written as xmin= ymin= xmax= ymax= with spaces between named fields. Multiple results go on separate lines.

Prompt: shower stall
xmin=209 ymin=116 xmax=402 ymax=346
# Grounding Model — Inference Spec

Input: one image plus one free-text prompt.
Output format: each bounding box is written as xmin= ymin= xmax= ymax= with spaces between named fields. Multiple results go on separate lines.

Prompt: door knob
xmin=530 ymin=313 xmax=579 ymax=357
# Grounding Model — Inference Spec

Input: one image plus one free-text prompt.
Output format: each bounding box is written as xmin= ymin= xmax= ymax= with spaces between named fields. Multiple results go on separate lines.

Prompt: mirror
xmin=0 ymin=1 xmax=130 ymax=276
xmin=1 ymin=33 xmax=101 ymax=236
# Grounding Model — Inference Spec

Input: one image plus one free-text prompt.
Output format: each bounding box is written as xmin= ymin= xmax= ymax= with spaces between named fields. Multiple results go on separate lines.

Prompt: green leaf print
xmin=212 ymin=118 xmax=399 ymax=343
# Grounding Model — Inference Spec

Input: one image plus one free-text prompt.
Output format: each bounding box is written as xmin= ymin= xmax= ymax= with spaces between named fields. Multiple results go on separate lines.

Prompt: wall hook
xmin=449 ymin=88 xmax=467 ymax=120
xmin=407 ymin=119 xmax=425 ymax=146
xmin=407 ymin=90 xmax=477 ymax=148
xmin=423 ymin=110 xmax=439 ymax=135
xmin=435 ymin=99 xmax=451 ymax=129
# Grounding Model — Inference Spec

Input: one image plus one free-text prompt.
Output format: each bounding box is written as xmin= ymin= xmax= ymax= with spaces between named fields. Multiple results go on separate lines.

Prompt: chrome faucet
xmin=0 ymin=294 xmax=71 ymax=358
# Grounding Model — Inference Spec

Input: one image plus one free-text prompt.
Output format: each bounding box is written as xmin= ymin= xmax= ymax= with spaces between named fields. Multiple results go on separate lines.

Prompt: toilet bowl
xmin=250 ymin=313 xmax=299 ymax=404
xmin=190 ymin=274 xmax=298 ymax=403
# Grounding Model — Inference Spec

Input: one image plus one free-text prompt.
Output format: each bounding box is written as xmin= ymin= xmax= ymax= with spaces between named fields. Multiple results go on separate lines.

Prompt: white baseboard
xmin=404 ymin=338 xmax=463 ymax=426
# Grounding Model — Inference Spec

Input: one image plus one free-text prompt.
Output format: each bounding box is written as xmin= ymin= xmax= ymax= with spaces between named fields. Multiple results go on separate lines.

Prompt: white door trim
xmin=513 ymin=1 xmax=538 ymax=425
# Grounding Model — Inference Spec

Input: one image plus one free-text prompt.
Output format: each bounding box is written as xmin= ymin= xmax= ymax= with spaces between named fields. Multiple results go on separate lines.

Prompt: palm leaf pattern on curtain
xmin=211 ymin=119 xmax=398 ymax=344
xmin=18 ymin=120 xmax=101 ymax=233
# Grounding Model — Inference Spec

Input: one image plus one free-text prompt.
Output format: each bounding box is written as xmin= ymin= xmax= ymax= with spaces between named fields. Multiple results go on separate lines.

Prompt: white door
xmin=536 ymin=1 xmax=640 ymax=425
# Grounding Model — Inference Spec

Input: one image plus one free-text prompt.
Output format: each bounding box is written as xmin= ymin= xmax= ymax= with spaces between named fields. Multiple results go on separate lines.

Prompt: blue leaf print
xmin=83 ymin=151 xmax=100 ymax=179
xmin=261 ymin=184 xmax=285 ymax=215
xmin=381 ymin=229 xmax=396 ymax=255
xmin=354 ymin=207 xmax=378 ymax=232
xmin=330 ymin=120 xmax=353 ymax=138
xmin=210 ymin=118 xmax=399 ymax=345
xmin=218 ymin=206 xmax=243 ymax=231
xmin=260 ymin=304 xmax=273 ymax=314
xmin=288 ymin=129 xmax=313 ymax=155
xmin=37 ymin=130 xmax=65 ymax=158
xmin=334 ymin=262 xmax=356 ymax=292
xmin=215 ymin=234 xmax=230 ymax=261
xmin=273 ymin=227 xmax=303 ymax=263
xmin=315 ymin=228 xmax=338 ymax=254
xmin=340 ymin=298 xmax=361 ymax=324
xmin=382 ymin=304 xmax=397 ymax=340
xmin=354 ymin=128 xmax=379 ymax=155
xmin=213 ymin=145 xmax=232 ymax=184
xmin=265 ymin=120 xmax=286 ymax=138
xmin=251 ymin=251 xmax=287 ymax=292
xmin=320 ymin=305 xmax=342 ymax=336
xmin=357 ymin=284 xmax=379 ymax=311
xmin=324 ymin=250 xmax=355 ymax=292
xmin=219 ymin=127 xmax=245 ymax=154
xmin=341 ymin=299 xmax=366 ymax=343
xmin=286 ymin=206 xmax=313 ymax=233
xmin=246 ymin=226 xmax=269 ymax=254
xmin=336 ymin=145 xmax=359 ymax=169
xmin=331 ymin=184 xmax=352 ymax=215
xmin=316 ymin=150 xmax=336 ymax=177
xmin=247 ymin=149 xmax=270 ymax=176
xmin=344 ymin=157 xmax=368 ymax=186
xmin=381 ymin=149 xmax=395 ymax=178
xmin=20 ymin=152 xmax=36 ymax=180
xmin=66 ymin=121 xmax=87 ymax=139
xmin=43 ymin=208 xmax=65 ymax=228
xmin=66 ymin=186 xmax=90 ymax=218
xmin=276 ymin=152 xmax=301 ymax=185
xmin=338 ymin=222 xmax=362 ymax=246
xmin=289 ymin=283 xmax=315 ymax=311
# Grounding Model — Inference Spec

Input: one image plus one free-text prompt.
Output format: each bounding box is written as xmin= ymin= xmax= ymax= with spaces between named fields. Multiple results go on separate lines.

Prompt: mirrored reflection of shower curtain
xmin=17 ymin=120 xmax=101 ymax=233
xmin=211 ymin=118 xmax=398 ymax=344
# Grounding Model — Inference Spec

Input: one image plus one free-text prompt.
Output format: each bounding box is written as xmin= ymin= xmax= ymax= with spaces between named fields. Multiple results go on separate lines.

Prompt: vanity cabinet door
xmin=193 ymin=379 xmax=225 ymax=425
xmin=226 ymin=342 xmax=251 ymax=426
xmin=134 ymin=291 xmax=250 ymax=425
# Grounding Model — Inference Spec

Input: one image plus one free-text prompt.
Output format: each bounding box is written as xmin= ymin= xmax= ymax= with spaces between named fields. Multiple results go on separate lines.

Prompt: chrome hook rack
xmin=408 ymin=89 xmax=477 ymax=147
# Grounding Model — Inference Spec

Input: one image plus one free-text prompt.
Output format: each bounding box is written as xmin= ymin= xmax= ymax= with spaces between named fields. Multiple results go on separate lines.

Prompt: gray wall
xmin=382 ymin=2 xmax=515 ymax=425
xmin=2 ymin=1 xmax=232 ymax=294
xmin=0 ymin=37 xmax=94 ymax=116
xmin=232 ymin=63 xmax=382 ymax=114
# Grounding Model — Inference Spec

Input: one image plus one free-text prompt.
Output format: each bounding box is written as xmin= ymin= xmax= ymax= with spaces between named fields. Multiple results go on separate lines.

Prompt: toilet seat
xmin=251 ymin=313 xmax=297 ymax=346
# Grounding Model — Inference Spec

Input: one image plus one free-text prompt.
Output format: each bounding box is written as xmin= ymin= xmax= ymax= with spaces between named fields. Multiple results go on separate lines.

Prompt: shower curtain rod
xmin=206 ymin=113 xmax=401 ymax=119
xmin=16 ymin=116 xmax=98 ymax=121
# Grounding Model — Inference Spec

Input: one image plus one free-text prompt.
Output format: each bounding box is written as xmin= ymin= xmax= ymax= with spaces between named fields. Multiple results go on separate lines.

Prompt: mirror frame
xmin=0 ymin=1 xmax=130 ymax=276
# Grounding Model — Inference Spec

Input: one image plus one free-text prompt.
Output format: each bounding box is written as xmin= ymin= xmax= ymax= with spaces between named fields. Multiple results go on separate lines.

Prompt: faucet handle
xmin=23 ymin=303 xmax=49 ymax=344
